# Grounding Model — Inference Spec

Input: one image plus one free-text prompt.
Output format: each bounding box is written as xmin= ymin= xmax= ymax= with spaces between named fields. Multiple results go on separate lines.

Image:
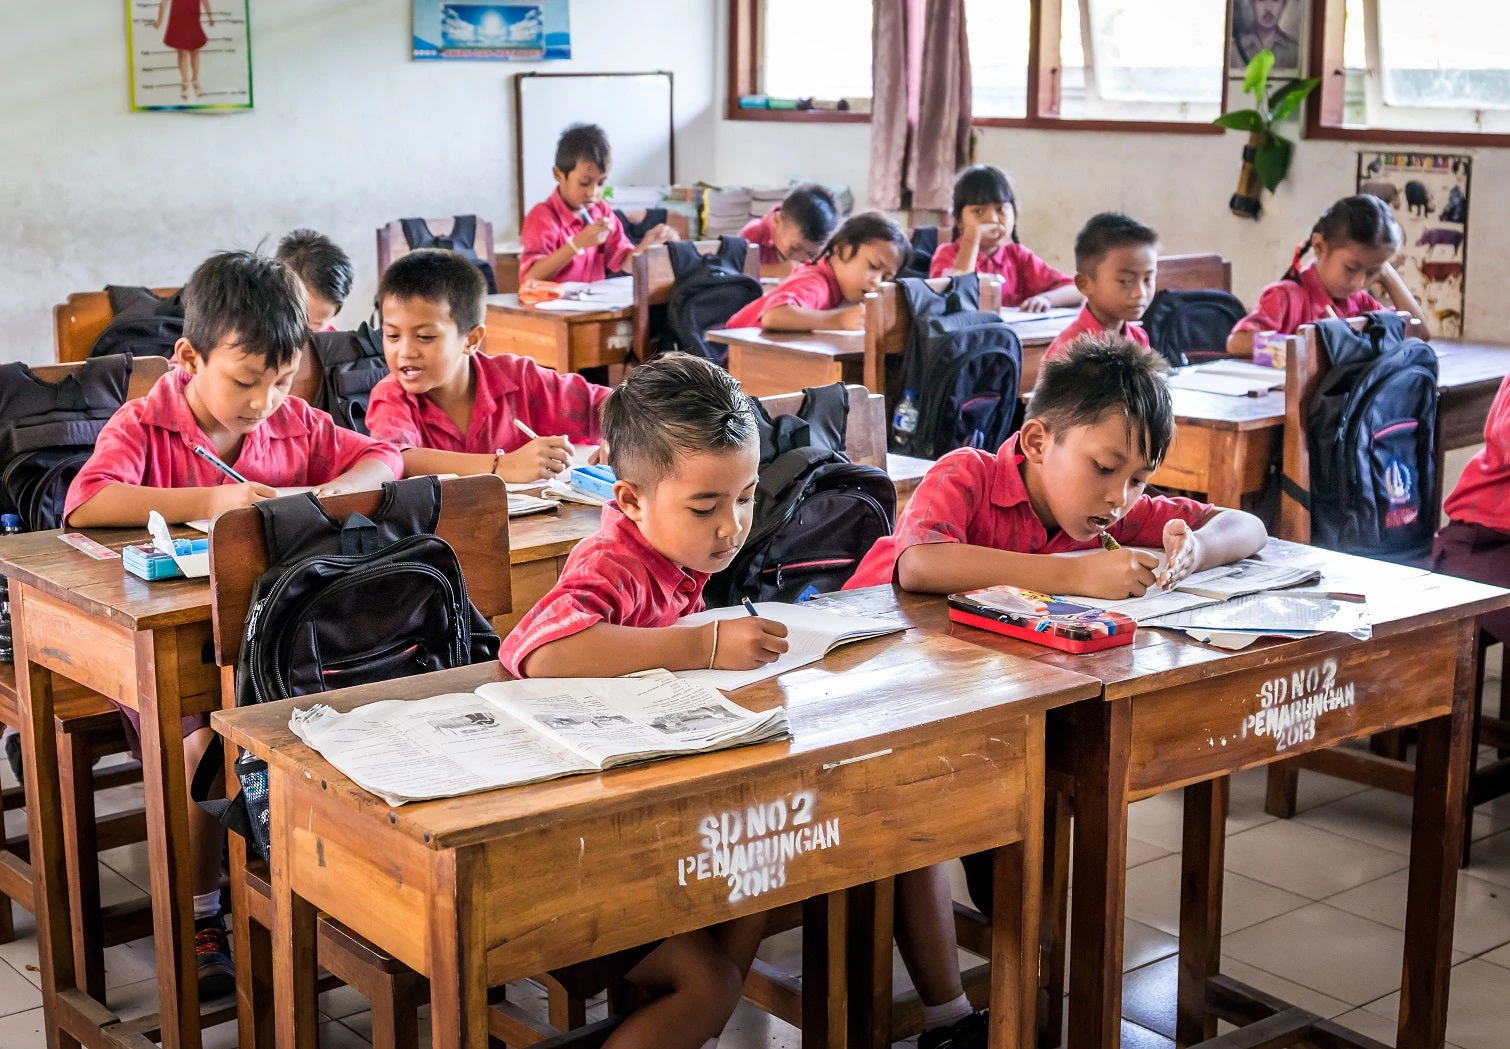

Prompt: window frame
xmin=725 ymin=0 xmax=1230 ymax=135
xmin=1307 ymin=0 xmax=1510 ymax=147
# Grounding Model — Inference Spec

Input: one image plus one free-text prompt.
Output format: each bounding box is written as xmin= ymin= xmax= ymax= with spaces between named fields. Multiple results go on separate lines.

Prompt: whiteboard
xmin=514 ymin=73 xmax=675 ymax=228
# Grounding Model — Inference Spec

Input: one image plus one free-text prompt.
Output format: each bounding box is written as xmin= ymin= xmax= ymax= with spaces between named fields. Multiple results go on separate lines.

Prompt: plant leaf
xmin=1254 ymin=133 xmax=1293 ymax=192
xmin=1213 ymin=109 xmax=1266 ymax=131
xmin=1269 ymin=77 xmax=1321 ymax=122
xmin=1242 ymin=49 xmax=1275 ymax=99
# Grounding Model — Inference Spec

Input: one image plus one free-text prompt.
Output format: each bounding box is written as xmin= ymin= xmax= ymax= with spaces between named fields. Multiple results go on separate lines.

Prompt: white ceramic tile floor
xmin=0 ymin=770 xmax=1507 ymax=1046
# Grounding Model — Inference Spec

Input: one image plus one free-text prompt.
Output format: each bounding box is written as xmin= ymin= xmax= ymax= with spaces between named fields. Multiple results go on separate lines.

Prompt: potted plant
xmin=1215 ymin=49 xmax=1319 ymax=218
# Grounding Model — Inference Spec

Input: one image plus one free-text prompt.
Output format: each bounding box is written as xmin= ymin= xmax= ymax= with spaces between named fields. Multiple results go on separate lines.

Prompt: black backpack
xmin=308 ymin=322 xmax=387 ymax=434
xmin=660 ymin=237 xmax=763 ymax=365
xmin=889 ymin=274 xmax=1022 ymax=459
xmin=1140 ymin=288 xmax=1247 ymax=367
xmin=0 ymin=354 xmax=134 ymax=530
xmin=898 ymin=226 xmax=940 ymax=280
xmin=1292 ymin=312 xmax=1439 ymax=564
xmin=88 ymin=285 xmax=185 ymax=360
xmin=704 ymin=384 xmax=896 ymax=606
xmin=399 ymin=216 xmax=498 ymax=293
xmin=614 ymin=207 xmax=669 ymax=243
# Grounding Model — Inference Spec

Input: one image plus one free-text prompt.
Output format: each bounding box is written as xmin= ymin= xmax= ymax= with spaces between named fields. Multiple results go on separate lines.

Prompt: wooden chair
xmin=53 ymin=287 xmax=180 ymax=363
xmin=376 ymin=218 xmax=496 ymax=283
xmin=630 ymin=239 xmax=762 ymax=361
xmin=1154 ymin=253 xmax=1232 ymax=293
xmin=0 ymin=354 xmax=171 ymax=1001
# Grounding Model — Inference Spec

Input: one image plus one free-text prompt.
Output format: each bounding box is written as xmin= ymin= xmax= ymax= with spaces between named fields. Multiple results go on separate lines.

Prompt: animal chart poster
xmin=413 ymin=1 xmax=571 ymax=61
xmin=1356 ymin=153 xmax=1471 ymax=337
xmin=125 ymin=0 xmax=253 ymax=112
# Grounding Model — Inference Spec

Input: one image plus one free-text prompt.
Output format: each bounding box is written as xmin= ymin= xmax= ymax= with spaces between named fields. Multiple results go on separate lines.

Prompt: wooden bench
xmin=53 ymin=287 xmax=179 ymax=363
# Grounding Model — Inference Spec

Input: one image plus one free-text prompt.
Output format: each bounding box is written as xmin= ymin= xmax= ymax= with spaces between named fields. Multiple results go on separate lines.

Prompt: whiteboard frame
xmin=513 ymin=71 xmax=677 ymax=229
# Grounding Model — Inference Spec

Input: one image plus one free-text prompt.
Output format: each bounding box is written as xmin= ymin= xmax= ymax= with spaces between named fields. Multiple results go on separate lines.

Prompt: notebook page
xmin=675 ymin=602 xmax=904 ymax=691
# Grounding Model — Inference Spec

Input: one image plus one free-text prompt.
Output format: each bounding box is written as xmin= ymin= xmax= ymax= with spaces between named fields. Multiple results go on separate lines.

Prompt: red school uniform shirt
xmin=725 ymin=257 xmax=846 ymax=329
xmin=499 ymin=503 xmax=710 ymax=676
xmin=1045 ymin=304 xmax=1152 ymax=360
xmin=1231 ymin=263 xmax=1384 ymax=337
xmin=520 ymin=190 xmax=636 ymax=284
xmin=364 ymin=351 xmax=609 ymax=454
xmin=928 ymin=240 xmax=1074 ymax=306
xmin=1444 ymin=372 xmax=1510 ymax=533
xmin=62 ymin=368 xmax=403 ymax=522
xmin=740 ymin=205 xmax=783 ymax=267
xmin=844 ymin=434 xmax=1215 ymax=590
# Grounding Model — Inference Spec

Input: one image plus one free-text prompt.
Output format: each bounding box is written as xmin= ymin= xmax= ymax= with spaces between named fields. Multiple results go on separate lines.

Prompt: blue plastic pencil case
xmin=123 ymin=539 xmax=208 ymax=581
xmin=570 ymin=464 xmax=617 ymax=500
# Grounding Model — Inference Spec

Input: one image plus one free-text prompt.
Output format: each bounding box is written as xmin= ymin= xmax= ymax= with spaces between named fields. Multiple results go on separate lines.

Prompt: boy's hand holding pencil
xmin=492 ymin=420 xmax=574 ymax=483
xmin=1073 ymin=532 xmax=1160 ymax=599
xmin=705 ymin=599 xmax=790 ymax=671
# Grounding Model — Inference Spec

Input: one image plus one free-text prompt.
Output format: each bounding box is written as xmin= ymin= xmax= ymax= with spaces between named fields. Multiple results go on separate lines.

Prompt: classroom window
xmin=758 ymin=0 xmax=872 ymax=103
xmin=965 ymin=0 xmax=1032 ymax=119
xmin=1058 ymin=0 xmax=1226 ymax=121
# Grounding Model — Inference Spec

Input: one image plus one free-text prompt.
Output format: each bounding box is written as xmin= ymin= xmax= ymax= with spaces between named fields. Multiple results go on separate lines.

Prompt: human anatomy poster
xmin=413 ymin=1 xmax=572 ymax=61
xmin=126 ymin=0 xmax=253 ymax=111
xmin=1356 ymin=152 xmax=1471 ymax=337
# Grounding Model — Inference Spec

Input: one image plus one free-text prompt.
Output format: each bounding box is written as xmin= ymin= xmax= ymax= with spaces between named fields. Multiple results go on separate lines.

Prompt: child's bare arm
xmin=1377 ymin=262 xmax=1431 ymax=340
xmin=1160 ymin=509 xmax=1268 ymax=588
xmin=312 ymin=457 xmax=397 ymax=498
xmin=760 ymin=303 xmax=864 ymax=332
xmin=1041 ymin=284 xmax=1083 ymax=308
xmin=1226 ymin=329 xmax=1257 ymax=358
xmin=895 ymin=543 xmax=1160 ymax=599
xmin=400 ymin=447 xmax=496 ymax=479
xmin=520 ymin=619 xmax=789 ymax=678
xmin=66 ymin=481 xmax=275 ymax=528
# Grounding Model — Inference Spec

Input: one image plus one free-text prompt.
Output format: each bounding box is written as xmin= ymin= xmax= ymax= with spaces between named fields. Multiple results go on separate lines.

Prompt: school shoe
xmin=194 ymin=914 xmax=236 ymax=1000
xmin=918 ymin=1009 xmax=990 ymax=1049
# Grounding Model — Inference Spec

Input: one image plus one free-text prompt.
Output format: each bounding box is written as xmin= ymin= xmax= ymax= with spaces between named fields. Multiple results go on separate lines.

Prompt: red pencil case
xmin=947 ymin=586 xmax=1136 ymax=654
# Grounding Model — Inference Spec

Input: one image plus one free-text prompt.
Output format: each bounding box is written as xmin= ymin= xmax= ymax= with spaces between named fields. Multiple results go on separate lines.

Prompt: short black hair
xmin=952 ymin=165 xmax=1020 ymax=242
xmin=1026 ymin=333 xmax=1174 ymax=465
xmin=181 ymin=250 xmax=307 ymax=369
xmin=821 ymin=211 xmax=911 ymax=270
xmin=1073 ymin=212 xmax=1159 ymax=275
xmin=780 ymin=183 xmax=841 ymax=245
xmin=274 ymin=229 xmax=354 ymax=309
xmin=602 ymin=353 xmax=758 ymax=486
xmin=555 ymin=123 xmax=611 ymax=174
xmin=377 ymin=249 xmax=486 ymax=332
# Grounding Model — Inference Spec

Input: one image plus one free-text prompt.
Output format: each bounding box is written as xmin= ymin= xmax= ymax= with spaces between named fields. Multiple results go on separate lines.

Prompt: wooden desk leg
xmin=1066 ymin=699 xmax=1132 ymax=1049
xmin=801 ymin=890 xmax=847 ymax=1049
xmin=12 ymin=585 xmax=82 ymax=1049
xmin=991 ymin=713 xmax=1046 ymax=1049
xmin=1175 ymin=778 xmax=1228 ymax=1048
xmin=136 ymin=629 xmax=201 ymax=1049
xmin=271 ymin=773 xmax=319 ymax=1048
xmin=1041 ymin=790 xmax=1072 ymax=1049
xmin=1399 ymin=623 xmax=1476 ymax=1049
xmin=1207 ymin=431 xmax=1249 ymax=510
xmin=428 ymin=848 xmax=489 ymax=1049
xmin=847 ymin=876 xmax=894 ymax=1049
xmin=57 ymin=727 xmax=106 ymax=1002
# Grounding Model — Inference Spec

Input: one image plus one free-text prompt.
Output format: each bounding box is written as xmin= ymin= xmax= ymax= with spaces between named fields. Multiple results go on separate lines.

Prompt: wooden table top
xmin=485 ymin=293 xmax=632 ymax=322
xmin=214 ymin=587 xmax=1101 ymax=850
xmin=706 ymin=327 xmax=865 ymax=358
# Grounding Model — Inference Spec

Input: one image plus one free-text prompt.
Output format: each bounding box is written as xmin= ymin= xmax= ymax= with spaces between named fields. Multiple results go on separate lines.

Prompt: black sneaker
xmin=3 ymin=731 xmax=21 ymax=786
xmin=919 ymin=1009 xmax=990 ymax=1049
xmin=194 ymin=914 xmax=235 ymax=1000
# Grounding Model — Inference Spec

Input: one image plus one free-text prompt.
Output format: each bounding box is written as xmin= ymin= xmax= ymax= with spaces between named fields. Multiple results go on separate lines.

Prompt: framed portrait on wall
xmin=1229 ymin=0 xmax=1305 ymax=78
xmin=125 ymin=0 xmax=253 ymax=111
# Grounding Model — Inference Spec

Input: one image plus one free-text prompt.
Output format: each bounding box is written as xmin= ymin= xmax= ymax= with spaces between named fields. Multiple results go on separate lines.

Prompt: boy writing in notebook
xmin=847 ymin=333 xmax=1267 ymax=598
xmin=520 ymin=122 xmax=677 ymax=284
xmin=499 ymin=354 xmax=780 ymax=1049
xmin=365 ymin=248 xmax=608 ymax=482
xmin=1046 ymin=212 xmax=1159 ymax=359
xmin=60 ymin=249 xmax=403 ymax=998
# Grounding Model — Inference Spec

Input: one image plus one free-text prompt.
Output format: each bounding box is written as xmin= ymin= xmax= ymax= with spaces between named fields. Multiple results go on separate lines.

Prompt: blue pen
xmin=193 ymin=444 xmax=248 ymax=483
xmin=741 ymin=597 xmax=760 ymax=618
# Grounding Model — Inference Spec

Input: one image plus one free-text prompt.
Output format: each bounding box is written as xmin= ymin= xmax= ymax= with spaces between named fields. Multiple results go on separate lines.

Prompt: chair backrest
xmin=631 ymin=239 xmax=762 ymax=360
xmin=860 ymin=276 xmax=997 ymax=396
xmin=206 ymin=474 xmax=513 ymax=668
xmin=376 ymin=218 xmax=496 ymax=280
xmin=1155 ymin=253 xmax=1232 ymax=293
xmin=756 ymin=384 xmax=887 ymax=468
xmin=53 ymin=287 xmax=180 ymax=363
xmin=27 ymin=354 xmax=172 ymax=401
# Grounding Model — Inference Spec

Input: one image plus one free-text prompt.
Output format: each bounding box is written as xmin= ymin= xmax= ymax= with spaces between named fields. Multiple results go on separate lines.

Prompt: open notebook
xmin=675 ymin=602 xmax=904 ymax=691
xmin=290 ymin=669 xmax=789 ymax=806
xmin=1060 ymin=549 xmax=1321 ymax=623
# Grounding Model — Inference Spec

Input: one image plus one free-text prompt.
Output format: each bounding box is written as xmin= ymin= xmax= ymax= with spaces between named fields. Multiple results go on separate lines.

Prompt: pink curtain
xmin=869 ymin=0 xmax=972 ymax=212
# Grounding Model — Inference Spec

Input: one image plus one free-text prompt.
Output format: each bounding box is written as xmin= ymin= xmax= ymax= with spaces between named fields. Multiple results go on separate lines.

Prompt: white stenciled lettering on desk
xmin=677 ymin=790 xmax=841 ymax=904
xmin=1240 ymin=658 xmax=1356 ymax=753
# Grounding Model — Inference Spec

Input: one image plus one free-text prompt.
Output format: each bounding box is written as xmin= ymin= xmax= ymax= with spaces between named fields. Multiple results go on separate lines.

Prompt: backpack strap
xmin=794 ymin=383 xmax=849 ymax=455
xmin=1363 ymin=309 xmax=1407 ymax=349
xmin=665 ymin=238 xmax=703 ymax=281
xmin=1312 ymin=317 xmax=1371 ymax=367
xmin=258 ymin=493 xmax=342 ymax=565
xmin=717 ymin=236 xmax=749 ymax=273
xmin=366 ymin=475 xmax=443 ymax=536
xmin=449 ymin=214 xmax=478 ymax=250
xmin=757 ymin=446 xmax=835 ymax=505
xmin=399 ymin=218 xmax=434 ymax=250
xmin=943 ymin=271 xmax=982 ymax=312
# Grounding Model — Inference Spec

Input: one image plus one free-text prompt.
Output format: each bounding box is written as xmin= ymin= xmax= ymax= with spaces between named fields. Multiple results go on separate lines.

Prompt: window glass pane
xmin=1377 ymin=0 xmax=1510 ymax=110
xmin=966 ymin=0 xmax=1031 ymax=118
xmin=1060 ymin=0 xmax=1224 ymax=119
xmin=1343 ymin=0 xmax=1366 ymax=69
xmin=761 ymin=0 xmax=873 ymax=101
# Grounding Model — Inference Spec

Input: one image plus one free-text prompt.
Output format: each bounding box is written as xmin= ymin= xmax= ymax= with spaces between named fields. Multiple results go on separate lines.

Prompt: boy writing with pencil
xmin=365 ymin=248 xmax=610 ymax=482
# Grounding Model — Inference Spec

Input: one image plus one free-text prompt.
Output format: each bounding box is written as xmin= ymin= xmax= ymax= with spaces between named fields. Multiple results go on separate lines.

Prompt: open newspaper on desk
xmin=289 ymin=670 xmax=789 ymax=806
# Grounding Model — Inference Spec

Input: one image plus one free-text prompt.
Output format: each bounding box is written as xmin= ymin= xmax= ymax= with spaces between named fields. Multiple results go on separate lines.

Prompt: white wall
xmin=2 ymin=0 xmax=717 ymax=365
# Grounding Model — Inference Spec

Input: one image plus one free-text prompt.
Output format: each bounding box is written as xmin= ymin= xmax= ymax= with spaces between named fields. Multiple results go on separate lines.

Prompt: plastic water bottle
xmin=893 ymin=390 xmax=920 ymax=435
xmin=0 ymin=514 xmax=21 ymax=664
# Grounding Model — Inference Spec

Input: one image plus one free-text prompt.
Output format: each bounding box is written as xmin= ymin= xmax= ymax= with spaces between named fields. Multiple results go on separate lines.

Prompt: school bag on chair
xmin=1140 ymin=288 xmax=1247 ymax=367
xmin=308 ymin=321 xmax=387 ymax=434
xmin=198 ymin=476 xmax=501 ymax=860
xmin=87 ymin=285 xmax=185 ymax=360
xmin=614 ymin=206 xmax=669 ymax=243
xmin=1291 ymin=311 xmax=1439 ymax=565
xmin=897 ymin=226 xmax=940 ymax=280
xmin=657 ymin=237 xmax=763 ymax=364
xmin=889 ymin=273 xmax=1022 ymax=459
xmin=398 ymin=215 xmax=499 ymax=293
xmin=703 ymin=384 xmax=896 ymax=607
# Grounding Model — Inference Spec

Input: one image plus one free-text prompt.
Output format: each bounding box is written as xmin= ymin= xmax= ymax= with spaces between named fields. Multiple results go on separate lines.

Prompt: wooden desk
xmin=214 ymin=589 xmax=1102 ymax=1049
xmin=840 ymin=542 xmax=1510 ymax=1049
xmin=1 ymin=527 xmax=228 ymax=1049
xmin=483 ymin=294 xmax=634 ymax=375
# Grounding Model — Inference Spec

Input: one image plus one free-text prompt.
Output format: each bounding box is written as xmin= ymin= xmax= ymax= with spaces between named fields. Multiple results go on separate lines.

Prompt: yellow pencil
xmin=1099 ymin=532 xmax=1120 ymax=551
